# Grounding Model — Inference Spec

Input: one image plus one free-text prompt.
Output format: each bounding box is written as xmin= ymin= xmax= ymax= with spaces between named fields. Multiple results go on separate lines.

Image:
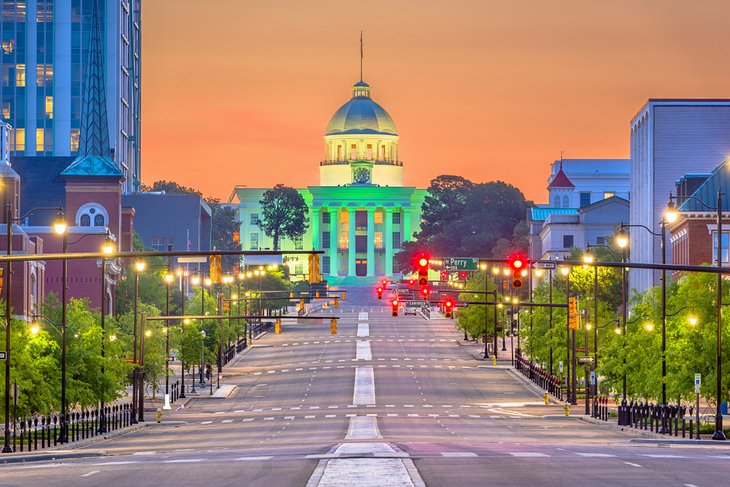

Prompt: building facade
xmin=0 ymin=0 xmax=141 ymax=193
xmin=630 ymin=99 xmax=730 ymax=292
xmin=236 ymin=80 xmax=426 ymax=282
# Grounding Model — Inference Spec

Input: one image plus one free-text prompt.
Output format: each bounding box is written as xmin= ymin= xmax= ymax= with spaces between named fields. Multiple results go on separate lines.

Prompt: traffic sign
xmin=590 ymin=370 xmax=596 ymax=384
xmin=406 ymin=300 xmax=429 ymax=307
xmin=694 ymin=373 xmax=701 ymax=394
xmin=443 ymin=257 xmax=479 ymax=271
xmin=0 ymin=351 xmax=5 ymax=360
xmin=535 ymin=261 xmax=557 ymax=269
xmin=578 ymin=356 xmax=594 ymax=365
xmin=454 ymin=302 xmax=469 ymax=308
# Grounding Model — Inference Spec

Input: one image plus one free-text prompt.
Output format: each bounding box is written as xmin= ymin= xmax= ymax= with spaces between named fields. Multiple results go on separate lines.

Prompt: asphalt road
xmin=1 ymin=303 xmax=729 ymax=486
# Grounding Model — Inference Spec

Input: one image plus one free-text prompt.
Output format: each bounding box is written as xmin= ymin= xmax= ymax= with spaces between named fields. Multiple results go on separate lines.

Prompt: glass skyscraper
xmin=0 ymin=0 xmax=140 ymax=193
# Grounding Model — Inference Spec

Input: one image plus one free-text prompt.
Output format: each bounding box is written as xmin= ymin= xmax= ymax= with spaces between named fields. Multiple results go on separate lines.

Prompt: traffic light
xmin=568 ymin=297 xmax=579 ymax=329
xmin=308 ymin=253 xmax=321 ymax=283
xmin=334 ymin=297 xmax=340 ymax=309
xmin=416 ymin=253 xmax=430 ymax=286
xmin=275 ymin=318 xmax=282 ymax=334
xmin=381 ymin=279 xmax=388 ymax=289
xmin=392 ymin=299 xmax=399 ymax=317
xmin=408 ymin=279 xmax=415 ymax=288
xmin=443 ymin=298 xmax=454 ymax=318
xmin=508 ymin=254 xmax=528 ymax=288
xmin=376 ymin=286 xmax=383 ymax=299
xmin=209 ymin=255 xmax=222 ymax=284
xmin=420 ymin=286 xmax=431 ymax=299
xmin=459 ymin=271 xmax=468 ymax=281
xmin=0 ymin=267 xmax=4 ymax=294
xmin=440 ymin=271 xmax=448 ymax=282
xmin=330 ymin=318 xmax=337 ymax=335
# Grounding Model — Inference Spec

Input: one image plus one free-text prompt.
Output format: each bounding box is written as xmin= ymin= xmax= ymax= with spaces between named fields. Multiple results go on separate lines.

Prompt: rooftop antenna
xmin=360 ymin=31 xmax=363 ymax=82
xmin=560 ymin=150 xmax=565 ymax=171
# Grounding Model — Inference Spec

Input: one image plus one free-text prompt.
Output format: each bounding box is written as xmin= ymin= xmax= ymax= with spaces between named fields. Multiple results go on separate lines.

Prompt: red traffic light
xmin=392 ymin=298 xmax=399 ymax=317
xmin=418 ymin=257 xmax=428 ymax=267
xmin=444 ymin=299 xmax=453 ymax=308
xmin=408 ymin=279 xmax=415 ymax=287
xmin=421 ymin=286 xmax=431 ymax=297
xmin=376 ymin=286 xmax=383 ymax=299
xmin=508 ymin=254 xmax=528 ymax=288
xmin=443 ymin=298 xmax=454 ymax=318
xmin=392 ymin=299 xmax=399 ymax=306
xmin=416 ymin=252 xmax=430 ymax=286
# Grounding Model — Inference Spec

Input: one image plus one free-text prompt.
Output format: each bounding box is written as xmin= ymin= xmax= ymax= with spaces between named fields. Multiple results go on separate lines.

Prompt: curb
xmin=0 ymin=449 xmax=107 ymax=464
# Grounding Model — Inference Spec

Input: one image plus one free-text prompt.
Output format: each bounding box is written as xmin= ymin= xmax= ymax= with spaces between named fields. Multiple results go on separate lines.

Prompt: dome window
xmin=76 ymin=202 xmax=109 ymax=227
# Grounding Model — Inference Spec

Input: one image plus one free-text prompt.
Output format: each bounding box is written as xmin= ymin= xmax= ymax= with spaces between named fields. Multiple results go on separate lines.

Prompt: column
xmin=311 ymin=208 xmax=320 ymax=250
xmin=329 ymin=209 xmax=338 ymax=277
xmin=403 ymin=208 xmax=412 ymax=241
xmin=348 ymin=208 xmax=356 ymax=276
xmin=384 ymin=208 xmax=393 ymax=276
xmin=366 ymin=209 xmax=375 ymax=276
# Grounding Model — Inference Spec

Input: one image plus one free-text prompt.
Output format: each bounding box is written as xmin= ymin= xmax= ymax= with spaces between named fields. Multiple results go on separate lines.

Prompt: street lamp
xmin=667 ymin=191 xmax=725 ymax=440
xmin=98 ymin=233 xmax=114 ymax=433
xmin=3 ymin=204 xmax=64 ymax=453
xmin=131 ymin=260 xmax=145 ymax=423
xmin=163 ymin=272 xmax=174 ymax=410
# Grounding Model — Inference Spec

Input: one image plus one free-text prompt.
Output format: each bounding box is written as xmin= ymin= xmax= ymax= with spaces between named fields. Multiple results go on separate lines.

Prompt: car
xmin=404 ymin=306 xmax=419 ymax=316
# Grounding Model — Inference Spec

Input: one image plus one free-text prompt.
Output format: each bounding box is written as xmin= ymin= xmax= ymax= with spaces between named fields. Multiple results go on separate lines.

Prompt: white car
xmin=404 ymin=306 xmax=419 ymax=316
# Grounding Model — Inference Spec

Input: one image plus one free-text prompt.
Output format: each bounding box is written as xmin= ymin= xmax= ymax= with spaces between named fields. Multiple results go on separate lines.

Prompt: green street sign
xmin=443 ymin=257 xmax=479 ymax=271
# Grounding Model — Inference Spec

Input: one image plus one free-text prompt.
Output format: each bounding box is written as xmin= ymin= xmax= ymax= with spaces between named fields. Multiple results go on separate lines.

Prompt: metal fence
xmin=618 ymin=401 xmax=697 ymax=438
xmin=514 ymin=353 xmax=563 ymax=400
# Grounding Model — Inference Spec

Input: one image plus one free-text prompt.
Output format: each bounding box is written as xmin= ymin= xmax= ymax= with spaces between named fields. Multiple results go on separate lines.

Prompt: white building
xmin=0 ymin=0 xmax=141 ymax=193
xmin=630 ymin=99 xmax=730 ymax=293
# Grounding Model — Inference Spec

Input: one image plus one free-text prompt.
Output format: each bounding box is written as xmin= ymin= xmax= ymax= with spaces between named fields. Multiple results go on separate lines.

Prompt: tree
xmin=206 ymin=198 xmax=239 ymax=272
xmin=258 ymin=184 xmax=309 ymax=251
xmin=142 ymin=180 xmax=202 ymax=197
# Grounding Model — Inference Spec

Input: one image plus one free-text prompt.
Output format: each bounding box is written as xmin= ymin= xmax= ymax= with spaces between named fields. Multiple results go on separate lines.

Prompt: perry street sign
xmin=443 ymin=257 xmax=479 ymax=271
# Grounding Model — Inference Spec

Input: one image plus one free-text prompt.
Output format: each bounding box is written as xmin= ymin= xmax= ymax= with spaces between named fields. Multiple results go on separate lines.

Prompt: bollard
xmin=156 ymin=408 xmax=162 ymax=423
xmin=544 ymin=392 xmax=549 ymax=405
xmin=564 ymin=402 xmax=570 ymax=417
xmin=492 ymin=356 xmax=497 ymax=366
xmin=330 ymin=318 xmax=337 ymax=335
xmin=275 ymin=318 xmax=282 ymax=334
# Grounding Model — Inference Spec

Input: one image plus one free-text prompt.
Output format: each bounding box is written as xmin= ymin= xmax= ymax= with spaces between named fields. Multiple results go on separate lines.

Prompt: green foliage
xmin=258 ymin=184 xmax=309 ymax=251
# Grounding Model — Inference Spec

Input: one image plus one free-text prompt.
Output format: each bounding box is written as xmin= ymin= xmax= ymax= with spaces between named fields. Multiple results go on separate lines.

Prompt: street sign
xmin=0 ymin=351 xmax=5 ymax=360
xmin=443 ymin=257 xmax=479 ymax=272
xmin=578 ymin=356 xmax=594 ymax=365
xmin=406 ymin=300 xmax=429 ymax=307
xmin=454 ymin=302 xmax=469 ymax=308
xmin=695 ymin=373 xmax=701 ymax=394
xmin=177 ymin=256 xmax=208 ymax=263
xmin=590 ymin=370 xmax=596 ymax=384
xmin=558 ymin=361 xmax=563 ymax=373
xmin=534 ymin=262 xmax=557 ymax=269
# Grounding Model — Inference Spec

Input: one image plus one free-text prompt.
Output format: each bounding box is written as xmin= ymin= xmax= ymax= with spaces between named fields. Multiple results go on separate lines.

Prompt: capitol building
xmin=235 ymin=79 xmax=426 ymax=282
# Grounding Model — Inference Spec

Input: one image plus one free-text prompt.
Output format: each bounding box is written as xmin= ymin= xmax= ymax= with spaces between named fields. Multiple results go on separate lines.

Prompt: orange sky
xmin=141 ymin=0 xmax=730 ymax=204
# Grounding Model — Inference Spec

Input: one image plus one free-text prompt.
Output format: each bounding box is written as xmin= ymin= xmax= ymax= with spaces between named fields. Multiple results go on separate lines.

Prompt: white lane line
xmin=639 ymin=454 xmax=687 ymax=459
xmin=358 ymin=312 xmax=369 ymax=321
xmin=356 ymin=341 xmax=372 ymax=361
xmin=163 ymin=459 xmax=204 ymax=464
xmin=508 ymin=452 xmax=549 ymax=457
xmin=81 ymin=471 xmax=100 ymax=478
xmin=201 ymin=421 xmax=213 ymax=425
xmin=441 ymin=452 xmax=478 ymax=457
xmin=357 ymin=323 xmax=370 ymax=337
xmin=353 ymin=366 xmax=376 ymax=405
xmin=235 ymin=456 xmax=274 ymax=461
xmin=624 ymin=462 xmax=643 ymax=468
xmin=132 ymin=451 xmax=157 ymax=456
xmin=575 ymin=453 xmax=616 ymax=457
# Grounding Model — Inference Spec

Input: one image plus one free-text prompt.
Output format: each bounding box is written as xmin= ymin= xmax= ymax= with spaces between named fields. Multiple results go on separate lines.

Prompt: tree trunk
xmin=273 ymin=229 xmax=279 ymax=251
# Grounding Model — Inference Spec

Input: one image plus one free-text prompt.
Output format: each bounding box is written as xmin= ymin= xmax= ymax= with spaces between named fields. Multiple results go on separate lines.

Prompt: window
xmin=562 ymin=195 xmax=569 ymax=208
xmin=604 ymin=192 xmax=615 ymax=199
xmin=2 ymin=102 xmax=9 ymax=119
xmin=393 ymin=212 xmax=401 ymax=225
xmin=356 ymin=235 xmax=367 ymax=253
xmin=596 ymin=236 xmax=605 ymax=245
xmin=563 ymin=235 xmax=574 ymax=249
xmin=392 ymin=231 xmax=401 ymax=249
xmin=322 ymin=212 xmax=331 ymax=224
xmin=336 ymin=146 xmax=342 ymax=160
xmin=553 ymin=196 xmax=560 ymax=208
xmin=11 ymin=128 xmax=24 ymax=151
xmin=322 ymin=231 xmax=331 ymax=248
xmin=366 ymin=144 xmax=373 ymax=160
xmin=350 ymin=144 xmax=357 ymax=160
xmin=374 ymin=231 xmax=383 ymax=249
xmin=70 ymin=129 xmax=80 ymax=152
xmin=374 ymin=211 xmax=383 ymax=224
xmin=322 ymin=256 xmax=331 ymax=274
xmin=250 ymin=233 xmax=259 ymax=250
xmin=76 ymin=203 xmax=108 ymax=227
xmin=293 ymin=237 xmax=303 ymax=250
xmin=45 ymin=96 xmax=53 ymax=119
xmin=15 ymin=64 xmax=25 ymax=87
xmin=355 ymin=211 xmax=367 ymax=230
xmin=392 ymin=255 xmax=401 ymax=273
xmin=713 ymin=231 xmax=729 ymax=264
xmin=579 ymin=192 xmax=591 ymax=208
xmin=36 ymin=128 xmax=44 ymax=152
xmin=250 ymin=213 xmax=260 ymax=225
xmin=381 ymin=146 xmax=386 ymax=160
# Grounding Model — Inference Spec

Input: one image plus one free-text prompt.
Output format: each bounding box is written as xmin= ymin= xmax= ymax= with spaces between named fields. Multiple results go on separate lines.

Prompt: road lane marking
xmin=235 ymin=456 xmax=274 ymax=461
xmin=624 ymin=462 xmax=643 ymax=468
xmin=575 ymin=453 xmax=615 ymax=457
xmin=441 ymin=452 xmax=478 ymax=457
xmin=356 ymin=340 xmax=372 ymax=360
xmin=163 ymin=459 xmax=204 ymax=463
xmin=353 ymin=366 xmax=376 ymax=405
xmin=81 ymin=471 xmax=100 ymax=477
xmin=358 ymin=312 xmax=369 ymax=321
xmin=508 ymin=452 xmax=549 ymax=457
xmin=357 ymin=323 xmax=370 ymax=337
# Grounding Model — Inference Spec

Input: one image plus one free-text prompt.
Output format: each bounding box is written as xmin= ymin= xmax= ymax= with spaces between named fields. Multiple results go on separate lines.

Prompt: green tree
xmin=258 ymin=184 xmax=309 ymax=251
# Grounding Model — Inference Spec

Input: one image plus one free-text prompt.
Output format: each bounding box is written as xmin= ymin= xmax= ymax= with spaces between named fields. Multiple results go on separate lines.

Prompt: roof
xmin=547 ymin=167 xmax=574 ymax=189
xmin=678 ymin=160 xmax=730 ymax=211
xmin=61 ymin=155 xmax=123 ymax=177
xmin=325 ymin=81 xmax=398 ymax=137
xmin=530 ymin=207 xmax=578 ymax=221
xmin=12 ymin=156 xmax=72 ymax=226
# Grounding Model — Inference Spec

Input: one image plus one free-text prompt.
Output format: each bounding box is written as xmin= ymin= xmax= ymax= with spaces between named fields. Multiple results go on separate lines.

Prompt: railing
xmin=619 ymin=401 xmax=696 ymax=438
xmin=7 ymin=403 xmax=134 ymax=453
xmin=514 ymin=353 xmax=563 ymax=401
xmin=319 ymin=160 xmax=405 ymax=167
xmin=592 ymin=396 xmax=610 ymax=421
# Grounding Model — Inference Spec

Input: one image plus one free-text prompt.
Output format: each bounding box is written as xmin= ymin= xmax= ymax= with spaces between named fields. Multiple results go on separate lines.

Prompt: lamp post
xmin=560 ymin=264 xmax=575 ymax=404
xmin=51 ymin=213 xmax=69 ymax=441
xmin=139 ymin=314 xmax=150 ymax=422
xmin=163 ymin=272 xmax=174 ymax=410
xmin=99 ymin=233 xmax=114 ymax=434
xmin=616 ymin=228 xmax=629 ymax=407
xmin=131 ymin=260 xmax=145 ymax=423
xmin=665 ymin=192 xmax=725 ymax=440
xmin=190 ymin=273 xmax=201 ymax=394
xmin=3 ymin=205 xmax=63 ymax=453
xmin=177 ymin=268 xmax=187 ymax=399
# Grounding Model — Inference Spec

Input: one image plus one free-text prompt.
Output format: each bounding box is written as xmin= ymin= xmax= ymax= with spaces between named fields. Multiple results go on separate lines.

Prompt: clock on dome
xmin=353 ymin=167 xmax=371 ymax=184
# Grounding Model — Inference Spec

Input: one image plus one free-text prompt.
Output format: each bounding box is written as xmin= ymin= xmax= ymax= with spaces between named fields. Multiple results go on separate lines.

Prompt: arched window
xmin=553 ymin=196 xmax=560 ymax=208
xmin=562 ymin=195 xmax=569 ymax=208
xmin=75 ymin=202 xmax=109 ymax=227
